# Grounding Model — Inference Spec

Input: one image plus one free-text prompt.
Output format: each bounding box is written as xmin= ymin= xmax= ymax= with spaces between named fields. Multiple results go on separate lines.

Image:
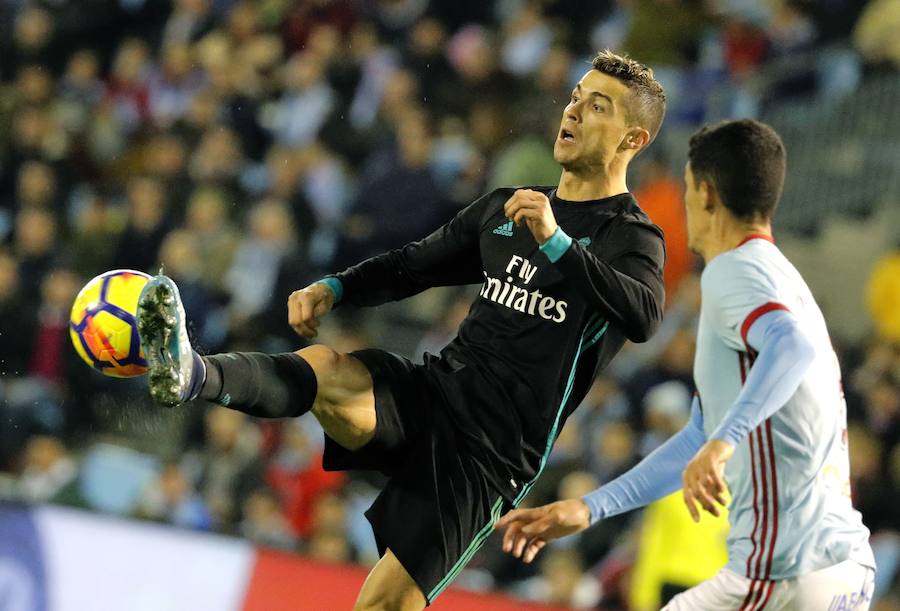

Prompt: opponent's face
xmin=553 ymin=70 xmax=641 ymax=171
xmin=683 ymin=162 xmax=712 ymax=254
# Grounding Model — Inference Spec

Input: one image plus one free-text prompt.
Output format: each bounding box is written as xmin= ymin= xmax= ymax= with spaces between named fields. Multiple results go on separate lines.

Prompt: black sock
xmin=198 ymin=352 xmax=317 ymax=418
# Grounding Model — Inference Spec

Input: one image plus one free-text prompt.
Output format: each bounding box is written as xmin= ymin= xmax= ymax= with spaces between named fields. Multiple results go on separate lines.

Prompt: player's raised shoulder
xmin=617 ymin=197 xmax=664 ymax=236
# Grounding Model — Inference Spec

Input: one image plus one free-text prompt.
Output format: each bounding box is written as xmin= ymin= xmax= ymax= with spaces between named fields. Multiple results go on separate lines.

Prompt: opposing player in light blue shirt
xmin=497 ymin=119 xmax=875 ymax=611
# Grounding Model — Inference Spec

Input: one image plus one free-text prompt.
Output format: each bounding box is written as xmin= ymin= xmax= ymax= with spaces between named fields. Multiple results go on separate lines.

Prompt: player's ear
xmin=622 ymin=127 xmax=650 ymax=152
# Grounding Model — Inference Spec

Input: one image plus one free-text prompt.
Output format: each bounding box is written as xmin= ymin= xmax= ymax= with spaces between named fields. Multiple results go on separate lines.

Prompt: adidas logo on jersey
xmin=493 ymin=221 xmax=514 ymax=237
xmin=577 ymin=237 xmax=591 ymax=247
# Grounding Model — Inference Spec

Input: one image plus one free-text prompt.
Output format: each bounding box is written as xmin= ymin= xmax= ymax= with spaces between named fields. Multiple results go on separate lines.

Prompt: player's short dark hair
xmin=688 ymin=119 xmax=786 ymax=221
xmin=591 ymin=50 xmax=667 ymax=144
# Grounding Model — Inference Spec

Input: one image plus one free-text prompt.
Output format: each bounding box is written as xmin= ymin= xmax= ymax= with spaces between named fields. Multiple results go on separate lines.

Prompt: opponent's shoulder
xmin=701 ymin=248 xmax=779 ymax=303
xmin=704 ymin=240 xmax=784 ymax=278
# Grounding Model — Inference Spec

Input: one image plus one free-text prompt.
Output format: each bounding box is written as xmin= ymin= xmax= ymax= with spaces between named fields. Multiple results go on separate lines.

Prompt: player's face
xmin=554 ymin=70 xmax=633 ymax=171
xmin=683 ymin=162 xmax=711 ymax=254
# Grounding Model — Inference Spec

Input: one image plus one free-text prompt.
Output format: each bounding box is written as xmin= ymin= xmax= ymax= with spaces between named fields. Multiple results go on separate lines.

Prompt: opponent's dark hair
xmin=591 ymin=50 xmax=667 ymax=144
xmin=688 ymin=119 xmax=786 ymax=221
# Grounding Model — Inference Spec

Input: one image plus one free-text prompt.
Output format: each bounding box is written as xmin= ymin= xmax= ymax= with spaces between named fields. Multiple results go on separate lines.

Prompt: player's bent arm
xmin=332 ymin=192 xmax=495 ymax=307
xmin=582 ymin=396 xmax=706 ymax=524
xmin=544 ymin=221 xmax=665 ymax=342
xmin=709 ymin=309 xmax=816 ymax=446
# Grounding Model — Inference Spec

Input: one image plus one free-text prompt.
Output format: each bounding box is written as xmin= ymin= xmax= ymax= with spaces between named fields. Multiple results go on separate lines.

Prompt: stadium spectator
xmin=18 ymin=435 xmax=77 ymax=503
xmin=135 ymin=462 xmax=213 ymax=531
xmin=29 ymin=268 xmax=80 ymax=386
xmin=270 ymin=51 xmax=335 ymax=148
xmin=183 ymin=185 xmax=240 ymax=291
xmin=265 ymin=420 xmax=345 ymax=539
xmin=240 ymin=486 xmax=298 ymax=551
xmin=2 ymin=6 xmax=58 ymax=80
xmin=157 ymin=229 xmax=225 ymax=351
xmin=187 ymin=407 xmax=264 ymax=529
xmin=15 ymin=160 xmax=59 ymax=213
xmin=160 ymin=0 xmax=215 ymax=49
xmin=224 ymin=198 xmax=305 ymax=341
xmin=638 ymin=380 xmax=692 ymax=457
xmin=111 ymin=176 xmax=171 ymax=274
xmin=13 ymin=207 xmax=58 ymax=306
xmin=104 ymin=38 xmax=152 ymax=133
xmin=0 ymin=250 xmax=35 ymax=378
xmin=306 ymin=491 xmax=357 ymax=563
xmin=335 ymin=108 xmax=447 ymax=266
xmin=628 ymin=490 xmax=729 ymax=610
xmin=853 ymin=0 xmax=900 ymax=69
xmin=524 ymin=548 xmax=601 ymax=609
xmin=68 ymin=191 xmax=119 ymax=278
xmin=866 ymin=245 xmax=900 ymax=345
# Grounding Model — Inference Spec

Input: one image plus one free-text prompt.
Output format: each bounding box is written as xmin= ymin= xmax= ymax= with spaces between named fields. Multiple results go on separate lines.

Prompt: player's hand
xmin=495 ymin=499 xmax=591 ymax=564
xmin=287 ymin=282 xmax=335 ymax=338
xmin=503 ymin=189 xmax=559 ymax=245
xmin=682 ymin=439 xmax=733 ymax=522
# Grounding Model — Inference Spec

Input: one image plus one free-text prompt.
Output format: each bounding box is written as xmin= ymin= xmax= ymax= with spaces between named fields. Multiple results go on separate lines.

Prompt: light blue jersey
xmin=696 ymin=236 xmax=874 ymax=580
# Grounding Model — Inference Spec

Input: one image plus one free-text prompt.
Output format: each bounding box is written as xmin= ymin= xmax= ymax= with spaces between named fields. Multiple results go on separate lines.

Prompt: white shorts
xmin=662 ymin=559 xmax=875 ymax=611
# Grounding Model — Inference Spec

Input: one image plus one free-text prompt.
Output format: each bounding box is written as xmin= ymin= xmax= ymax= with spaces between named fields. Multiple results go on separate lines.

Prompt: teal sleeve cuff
xmin=539 ymin=227 xmax=573 ymax=263
xmin=316 ymin=277 xmax=343 ymax=304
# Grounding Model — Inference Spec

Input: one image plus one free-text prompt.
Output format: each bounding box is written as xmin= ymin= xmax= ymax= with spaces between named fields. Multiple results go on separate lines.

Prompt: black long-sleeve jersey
xmin=334 ymin=186 xmax=666 ymax=502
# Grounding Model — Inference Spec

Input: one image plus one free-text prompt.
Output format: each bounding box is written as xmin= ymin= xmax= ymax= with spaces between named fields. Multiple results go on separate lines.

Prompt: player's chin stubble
xmin=554 ymin=145 xmax=579 ymax=169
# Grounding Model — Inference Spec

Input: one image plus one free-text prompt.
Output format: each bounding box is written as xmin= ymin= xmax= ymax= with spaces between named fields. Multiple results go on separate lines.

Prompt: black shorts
xmin=322 ymin=349 xmax=511 ymax=605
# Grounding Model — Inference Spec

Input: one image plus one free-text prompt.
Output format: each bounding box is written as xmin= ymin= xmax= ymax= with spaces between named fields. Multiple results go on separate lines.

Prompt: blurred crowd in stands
xmin=1 ymin=0 xmax=898 ymax=608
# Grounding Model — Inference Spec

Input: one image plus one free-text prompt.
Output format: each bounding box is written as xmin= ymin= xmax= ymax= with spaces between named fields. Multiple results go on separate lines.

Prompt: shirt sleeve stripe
xmin=740 ymin=302 xmax=790 ymax=348
xmin=316 ymin=276 xmax=344 ymax=304
xmin=539 ymin=227 xmax=573 ymax=263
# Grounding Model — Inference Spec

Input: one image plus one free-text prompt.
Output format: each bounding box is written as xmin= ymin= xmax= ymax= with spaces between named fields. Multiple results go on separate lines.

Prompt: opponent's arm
xmin=711 ymin=308 xmax=815 ymax=445
xmin=505 ymin=189 xmax=665 ymax=342
xmin=288 ymin=193 xmax=492 ymax=337
xmin=496 ymin=398 xmax=705 ymax=563
xmin=681 ymin=308 xmax=816 ymax=520
xmin=583 ymin=395 xmax=705 ymax=521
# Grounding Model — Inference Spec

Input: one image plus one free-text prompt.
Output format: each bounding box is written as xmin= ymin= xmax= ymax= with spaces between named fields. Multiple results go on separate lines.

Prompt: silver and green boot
xmin=137 ymin=275 xmax=201 ymax=407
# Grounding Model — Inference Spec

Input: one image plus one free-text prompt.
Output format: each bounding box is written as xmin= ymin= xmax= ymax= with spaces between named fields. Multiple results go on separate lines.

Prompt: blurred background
xmin=1 ymin=0 xmax=899 ymax=609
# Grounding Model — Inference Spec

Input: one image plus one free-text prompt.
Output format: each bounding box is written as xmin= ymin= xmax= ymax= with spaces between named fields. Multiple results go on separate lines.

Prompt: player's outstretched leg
xmin=137 ymin=274 xmax=318 ymax=418
xmin=137 ymin=275 xmax=376 ymax=450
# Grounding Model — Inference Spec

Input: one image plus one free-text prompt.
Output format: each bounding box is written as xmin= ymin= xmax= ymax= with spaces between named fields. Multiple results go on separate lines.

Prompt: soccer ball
xmin=69 ymin=269 xmax=152 ymax=378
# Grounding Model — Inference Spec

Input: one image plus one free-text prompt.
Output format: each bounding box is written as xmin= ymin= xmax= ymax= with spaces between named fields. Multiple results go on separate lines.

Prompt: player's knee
xmin=296 ymin=344 xmax=371 ymax=399
xmin=295 ymin=344 xmax=343 ymax=377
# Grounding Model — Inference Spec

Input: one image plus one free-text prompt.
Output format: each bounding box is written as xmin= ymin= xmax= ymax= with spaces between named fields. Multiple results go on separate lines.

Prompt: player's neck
xmin=557 ymin=169 xmax=628 ymax=202
xmin=702 ymin=219 xmax=773 ymax=263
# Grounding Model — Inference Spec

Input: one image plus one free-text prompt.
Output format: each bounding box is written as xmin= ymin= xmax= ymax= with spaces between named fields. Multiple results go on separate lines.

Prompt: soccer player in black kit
xmin=137 ymin=51 xmax=667 ymax=610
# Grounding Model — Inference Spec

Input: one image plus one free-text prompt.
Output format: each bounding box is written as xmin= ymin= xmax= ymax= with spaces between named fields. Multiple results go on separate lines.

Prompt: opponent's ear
xmin=700 ymin=179 xmax=717 ymax=214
